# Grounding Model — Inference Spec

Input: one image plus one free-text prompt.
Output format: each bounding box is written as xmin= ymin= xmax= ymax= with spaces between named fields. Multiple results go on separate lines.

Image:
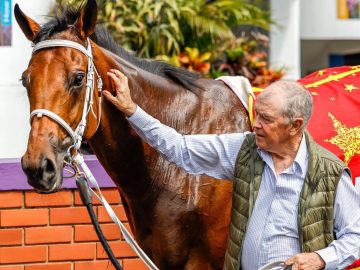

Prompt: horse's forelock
xmin=34 ymin=5 xmax=83 ymax=43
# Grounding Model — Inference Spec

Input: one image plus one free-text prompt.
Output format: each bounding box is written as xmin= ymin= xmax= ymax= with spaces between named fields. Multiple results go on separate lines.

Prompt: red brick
xmin=0 ymin=228 xmax=22 ymax=246
xmin=49 ymin=243 xmax=95 ymax=261
xmin=0 ymin=209 xmax=48 ymax=227
xmin=97 ymin=241 xmax=137 ymax=259
xmin=25 ymin=263 xmax=72 ymax=270
xmin=25 ymin=226 xmax=72 ymax=244
xmin=0 ymin=192 xmax=23 ymax=208
xmin=74 ymin=188 xmax=121 ymax=206
xmin=97 ymin=205 xmax=127 ymax=223
xmin=25 ymin=191 xmax=72 ymax=207
xmin=74 ymin=260 xmax=117 ymax=270
xmin=49 ymin=207 xmax=92 ymax=225
xmin=0 ymin=266 xmax=23 ymax=270
xmin=0 ymin=246 xmax=46 ymax=264
xmin=74 ymin=224 xmax=121 ymax=242
xmin=123 ymin=258 xmax=148 ymax=270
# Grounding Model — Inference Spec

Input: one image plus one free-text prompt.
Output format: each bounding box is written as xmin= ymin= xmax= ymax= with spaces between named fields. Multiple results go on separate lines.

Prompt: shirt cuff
xmin=316 ymin=246 xmax=338 ymax=270
xmin=127 ymin=105 xmax=153 ymax=129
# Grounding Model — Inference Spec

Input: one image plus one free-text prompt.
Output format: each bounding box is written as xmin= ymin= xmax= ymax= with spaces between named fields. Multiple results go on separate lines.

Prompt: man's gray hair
xmin=259 ymin=80 xmax=313 ymax=130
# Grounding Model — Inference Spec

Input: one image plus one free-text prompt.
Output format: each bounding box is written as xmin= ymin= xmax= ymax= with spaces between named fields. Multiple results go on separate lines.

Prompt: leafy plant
xmin=53 ymin=0 xmax=282 ymax=84
xmin=211 ymin=32 xmax=285 ymax=87
xmin=178 ymin=47 xmax=212 ymax=74
xmin=101 ymin=0 xmax=184 ymax=57
xmin=177 ymin=0 xmax=271 ymax=55
xmin=54 ymin=0 xmax=272 ymax=58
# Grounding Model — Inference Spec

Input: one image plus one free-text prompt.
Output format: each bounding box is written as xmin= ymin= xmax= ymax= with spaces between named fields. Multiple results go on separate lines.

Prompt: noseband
xmin=29 ymin=38 xmax=103 ymax=153
xmin=27 ymin=38 xmax=160 ymax=270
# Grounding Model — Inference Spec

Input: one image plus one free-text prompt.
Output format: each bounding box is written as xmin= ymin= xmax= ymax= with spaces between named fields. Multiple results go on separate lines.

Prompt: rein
xmin=29 ymin=38 xmax=159 ymax=270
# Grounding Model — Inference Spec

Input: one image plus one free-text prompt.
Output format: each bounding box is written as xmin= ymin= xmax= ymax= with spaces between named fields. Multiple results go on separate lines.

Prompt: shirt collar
xmin=293 ymin=134 xmax=308 ymax=177
xmin=257 ymin=134 xmax=308 ymax=177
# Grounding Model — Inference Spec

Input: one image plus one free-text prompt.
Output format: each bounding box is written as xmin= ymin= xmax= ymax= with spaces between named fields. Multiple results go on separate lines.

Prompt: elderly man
xmin=103 ymin=69 xmax=360 ymax=270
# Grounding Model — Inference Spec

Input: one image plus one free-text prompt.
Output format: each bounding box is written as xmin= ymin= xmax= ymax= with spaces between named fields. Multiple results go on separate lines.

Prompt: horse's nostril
xmin=42 ymin=157 xmax=56 ymax=178
xmin=23 ymin=156 xmax=56 ymax=182
xmin=24 ymin=156 xmax=59 ymax=192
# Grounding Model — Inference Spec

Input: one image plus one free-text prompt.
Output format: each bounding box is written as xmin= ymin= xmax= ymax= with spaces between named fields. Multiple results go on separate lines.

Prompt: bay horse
xmin=15 ymin=0 xmax=251 ymax=269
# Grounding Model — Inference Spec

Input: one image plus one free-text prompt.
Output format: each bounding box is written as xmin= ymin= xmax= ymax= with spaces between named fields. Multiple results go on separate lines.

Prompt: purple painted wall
xmin=0 ymin=155 xmax=116 ymax=190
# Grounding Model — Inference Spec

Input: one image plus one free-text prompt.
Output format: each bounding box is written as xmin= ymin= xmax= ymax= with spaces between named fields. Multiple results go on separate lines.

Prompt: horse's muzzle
xmin=21 ymin=155 xmax=63 ymax=193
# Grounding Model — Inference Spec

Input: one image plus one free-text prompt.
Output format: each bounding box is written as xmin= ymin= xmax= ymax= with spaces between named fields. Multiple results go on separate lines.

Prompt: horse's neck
xmin=89 ymin=48 xmax=166 ymax=201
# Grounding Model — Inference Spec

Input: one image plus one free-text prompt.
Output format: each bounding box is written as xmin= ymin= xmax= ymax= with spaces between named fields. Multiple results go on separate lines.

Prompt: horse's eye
xmin=72 ymin=73 xmax=85 ymax=88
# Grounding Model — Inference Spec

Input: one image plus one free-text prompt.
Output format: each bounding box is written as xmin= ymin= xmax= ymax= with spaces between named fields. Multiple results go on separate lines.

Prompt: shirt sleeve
xmin=127 ymin=106 xmax=248 ymax=180
xmin=315 ymin=171 xmax=360 ymax=269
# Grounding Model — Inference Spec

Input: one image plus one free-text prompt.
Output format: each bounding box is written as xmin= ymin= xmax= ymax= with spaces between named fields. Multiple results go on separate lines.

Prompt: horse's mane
xmin=34 ymin=5 xmax=203 ymax=93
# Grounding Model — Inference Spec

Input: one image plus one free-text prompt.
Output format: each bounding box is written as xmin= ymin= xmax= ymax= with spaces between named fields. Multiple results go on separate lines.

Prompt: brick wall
xmin=0 ymin=189 xmax=147 ymax=270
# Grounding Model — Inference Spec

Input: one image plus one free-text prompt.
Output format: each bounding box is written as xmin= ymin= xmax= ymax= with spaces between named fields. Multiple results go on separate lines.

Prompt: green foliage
xmin=100 ymin=0 xmax=184 ymax=57
xmin=54 ymin=0 xmax=272 ymax=58
xmin=53 ymin=0 xmax=281 ymax=83
xmin=210 ymin=33 xmax=285 ymax=87
xmin=226 ymin=47 xmax=244 ymax=62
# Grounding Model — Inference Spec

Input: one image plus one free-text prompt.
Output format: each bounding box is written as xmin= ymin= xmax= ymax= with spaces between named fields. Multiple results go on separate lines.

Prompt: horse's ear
xmin=14 ymin=4 xmax=40 ymax=42
xmin=75 ymin=0 xmax=98 ymax=39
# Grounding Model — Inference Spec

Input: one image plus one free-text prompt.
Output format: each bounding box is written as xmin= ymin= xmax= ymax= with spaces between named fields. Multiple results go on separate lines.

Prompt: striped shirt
xmin=128 ymin=106 xmax=360 ymax=270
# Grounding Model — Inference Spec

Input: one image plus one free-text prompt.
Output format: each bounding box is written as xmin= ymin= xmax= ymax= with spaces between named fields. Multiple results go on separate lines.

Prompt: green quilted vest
xmin=223 ymin=132 xmax=350 ymax=270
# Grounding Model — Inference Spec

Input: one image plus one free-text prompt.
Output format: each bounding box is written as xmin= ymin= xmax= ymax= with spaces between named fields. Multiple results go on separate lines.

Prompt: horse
xmin=15 ymin=0 xmax=251 ymax=269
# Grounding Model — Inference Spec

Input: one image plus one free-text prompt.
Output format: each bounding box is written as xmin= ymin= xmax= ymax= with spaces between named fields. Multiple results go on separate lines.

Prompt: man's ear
xmin=290 ymin=118 xmax=305 ymax=135
xmin=75 ymin=0 xmax=98 ymax=39
xmin=14 ymin=4 xmax=40 ymax=42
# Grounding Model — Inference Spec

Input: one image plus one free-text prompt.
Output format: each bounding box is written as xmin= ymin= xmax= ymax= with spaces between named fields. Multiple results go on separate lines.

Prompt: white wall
xmin=301 ymin=40 xmax=360 ymax=76
xmin=0 ymin=0 xmax=54 ymax=158
xmin=270 ymin=0 xmax=301 ymax=79
xmin=301 ymin=0 xmax=360 ymax=40
xmin=271 ymin=0 xmax=360 ymax=79
xmin=300 ymin=0 xmax=360 ymax=76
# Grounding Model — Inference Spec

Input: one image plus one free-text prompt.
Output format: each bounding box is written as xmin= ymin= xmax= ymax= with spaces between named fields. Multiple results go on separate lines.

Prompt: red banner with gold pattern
xmin=299 ymin=67 xmax=360 ymax=269
xmin=300 ymin=66 xmax=360 ymax=270
xmin=298 ymin=66 xmax=360 ymax=184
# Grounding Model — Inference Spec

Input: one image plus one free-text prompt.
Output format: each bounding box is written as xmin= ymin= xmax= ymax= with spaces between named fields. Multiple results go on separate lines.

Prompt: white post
xmin=270 ymin=0 xmax=301 ymax=79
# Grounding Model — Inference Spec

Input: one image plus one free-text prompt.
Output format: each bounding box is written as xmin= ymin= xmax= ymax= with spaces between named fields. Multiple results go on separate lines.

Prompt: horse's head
xmin=15 ymin=0 xmax=101 ymax=193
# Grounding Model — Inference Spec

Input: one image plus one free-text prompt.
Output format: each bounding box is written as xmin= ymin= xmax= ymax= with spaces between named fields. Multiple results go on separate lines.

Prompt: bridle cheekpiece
xmin=29 ymin=38 xmax=103 ymax=155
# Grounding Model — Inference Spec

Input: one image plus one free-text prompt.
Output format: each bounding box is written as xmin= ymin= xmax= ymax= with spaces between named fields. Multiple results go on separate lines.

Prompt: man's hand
xmin=103 ymin=69 xmax=137 ymax=116
xmin=284 ymin=252 xmax=325 ymax=270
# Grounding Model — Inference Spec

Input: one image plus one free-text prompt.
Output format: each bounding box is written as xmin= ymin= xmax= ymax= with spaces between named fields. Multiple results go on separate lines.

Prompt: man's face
xmin=253 ymin=93 xmax=293 ymax=153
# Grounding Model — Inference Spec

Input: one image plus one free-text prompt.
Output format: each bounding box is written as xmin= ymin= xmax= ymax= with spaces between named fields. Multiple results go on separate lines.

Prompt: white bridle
xmin=29 ymin=38 xmax=103 ymax=153
xmin=27 ymin=38 xmax=160 ymax=270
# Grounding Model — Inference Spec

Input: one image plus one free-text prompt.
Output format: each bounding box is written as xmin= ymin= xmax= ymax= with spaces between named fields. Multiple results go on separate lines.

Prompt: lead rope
xmin=30 ymin=38 xmax=159 ymax=270
xmin=73 ymin=154 xmax=159 ymax=270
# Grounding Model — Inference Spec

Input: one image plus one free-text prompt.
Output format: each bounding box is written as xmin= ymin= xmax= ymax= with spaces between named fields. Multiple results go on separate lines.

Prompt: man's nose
xmin=252 ymin=116 xmax=261 ymax=130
